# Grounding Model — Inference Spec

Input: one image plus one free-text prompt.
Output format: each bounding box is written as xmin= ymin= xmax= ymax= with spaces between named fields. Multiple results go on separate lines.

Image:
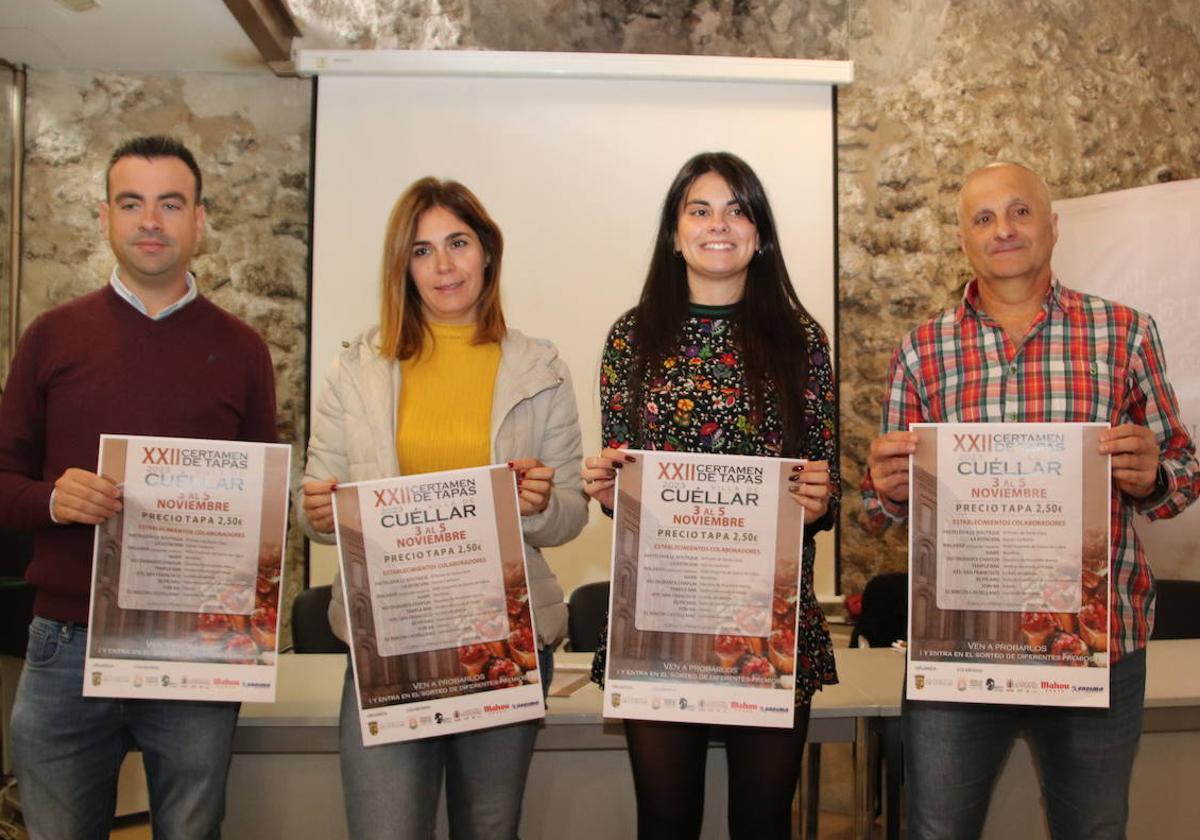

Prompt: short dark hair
xmin=106 ymin=136 xmax=203 ymax=203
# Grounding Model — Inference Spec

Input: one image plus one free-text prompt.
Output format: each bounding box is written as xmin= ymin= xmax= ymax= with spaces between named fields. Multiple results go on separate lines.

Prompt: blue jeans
xmin=904 ymin=648 xmax=1146 ymax=840
xmin=10 ymin=617 xmax=239 ymax=840
xmin=339 ymin=647 xmax=552 ymax=840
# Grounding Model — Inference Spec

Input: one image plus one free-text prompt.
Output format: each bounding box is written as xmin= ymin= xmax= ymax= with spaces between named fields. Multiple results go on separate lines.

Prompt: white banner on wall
xmin=1053 ymin=178 xmax=1200 ymax=580
xmin=303 ymin=51 xmax=848 ymax=595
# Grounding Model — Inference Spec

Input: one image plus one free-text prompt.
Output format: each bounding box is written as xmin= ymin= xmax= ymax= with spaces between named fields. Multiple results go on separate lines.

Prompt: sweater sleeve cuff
xmin=5 ymin=478 xmax=60 ymax=529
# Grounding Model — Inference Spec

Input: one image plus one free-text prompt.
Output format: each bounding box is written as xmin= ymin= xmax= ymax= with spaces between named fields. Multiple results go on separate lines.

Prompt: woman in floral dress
xmin=581 ymin=152 xmax=839 ymax=840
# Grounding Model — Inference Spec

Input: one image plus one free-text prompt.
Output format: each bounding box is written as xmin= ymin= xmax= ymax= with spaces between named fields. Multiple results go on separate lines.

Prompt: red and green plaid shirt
xmin=862 ymin=279 xmax=1199 ymax=660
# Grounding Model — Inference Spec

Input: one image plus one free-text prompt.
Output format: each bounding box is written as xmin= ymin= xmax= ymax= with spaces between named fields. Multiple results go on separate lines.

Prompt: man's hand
xmin=1100 ymin=424 xmax=1161 ymax=499
xmin=867 ymin=431 xmax=918 ymax=505
xmin=52 ymin=468 xmax=122 ymax=525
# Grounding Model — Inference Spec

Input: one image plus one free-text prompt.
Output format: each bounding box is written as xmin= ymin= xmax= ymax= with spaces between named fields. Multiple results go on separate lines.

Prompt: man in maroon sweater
xmin=0 ymin=136 xmax=277 ymax=839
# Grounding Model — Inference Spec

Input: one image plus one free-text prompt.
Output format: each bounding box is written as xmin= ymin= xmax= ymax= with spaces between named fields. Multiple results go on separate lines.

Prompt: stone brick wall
xmin=20 ymin=70 xmax=311 ymax=636
xmin=15 ymin=0 xmax=1200 ymax=610
xmin=836 ymin=0 xmax=1200 ymax=591
xmin=292 ymin=0 xmax=1200 ymax=593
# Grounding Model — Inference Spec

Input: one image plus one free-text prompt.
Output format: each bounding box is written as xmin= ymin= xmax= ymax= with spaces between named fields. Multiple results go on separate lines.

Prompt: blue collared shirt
xmin=108 ymin=266 xmax=198 ymax=320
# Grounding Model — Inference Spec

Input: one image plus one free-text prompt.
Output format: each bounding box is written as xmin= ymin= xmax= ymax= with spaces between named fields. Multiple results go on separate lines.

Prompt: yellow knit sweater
xmin=396 ymin=322 xmax=501 ymax=475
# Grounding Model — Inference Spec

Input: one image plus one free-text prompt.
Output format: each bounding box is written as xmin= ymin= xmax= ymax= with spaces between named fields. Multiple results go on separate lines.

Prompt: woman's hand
xmin=302 ymin=478 xmax=338 ymax=534
xmin=787 ymin=460 xmax=832 ymax=524
xmin=580 ymin=448 xmax=635 ymax=510
xmin=510 ymin=458 xmax=554 ymax=516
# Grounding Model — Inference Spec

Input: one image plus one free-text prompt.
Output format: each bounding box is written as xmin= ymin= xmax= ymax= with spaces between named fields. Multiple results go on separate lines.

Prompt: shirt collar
xmin=958 ymin=275 xmax=1073 ymax=323
xmin=689 ymin=302 xmax=738 ymax=318
xmin=109 ymin=267 xmax=198 ymax=320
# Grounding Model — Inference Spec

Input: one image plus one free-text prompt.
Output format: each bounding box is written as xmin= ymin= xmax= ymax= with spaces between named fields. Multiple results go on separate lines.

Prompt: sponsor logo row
xmin=609 ymin=693 xmax=788 ymax=715
xmin=912 ymin=674 xmax=1101 ymax=694
xmin=91 ymin=670 xmax=270 ymax=690
xmin=366 ymin=698 xmax=542 ymax=736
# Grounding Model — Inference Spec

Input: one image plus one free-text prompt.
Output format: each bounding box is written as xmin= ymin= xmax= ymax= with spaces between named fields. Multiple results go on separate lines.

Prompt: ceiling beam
xmin=222 ymin=0 xmax=302 ymax=75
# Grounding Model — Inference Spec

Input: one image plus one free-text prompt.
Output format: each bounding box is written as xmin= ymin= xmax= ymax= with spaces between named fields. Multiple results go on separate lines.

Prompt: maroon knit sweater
xmin=0 ymin=285 xmax=278 ymax=623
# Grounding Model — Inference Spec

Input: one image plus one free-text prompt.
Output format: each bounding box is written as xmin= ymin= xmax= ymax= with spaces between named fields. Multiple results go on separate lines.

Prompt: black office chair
xmin=291 ymin=585 xmax=349 ymax=654
xmin=1151 ymin=579 xmax=1200 ymax=640
xmin=566 ymin=581 xmax=610 ymax=652
xmin=0 ymin=528 xmax=34 ymax=777
xmin=850 ymin=572 xmax=908 ymax=649
xmin=0 ymin=528 xmax=34 ymax=657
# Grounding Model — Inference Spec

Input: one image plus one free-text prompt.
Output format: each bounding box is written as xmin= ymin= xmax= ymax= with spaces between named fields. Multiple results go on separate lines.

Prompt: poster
xmin=334 ymin=465 xmax=544 ymax=745
xmin=602 ymin=451 xmax=805 ymax=727
xmin=84 ymin=435 xmax=291 ymax=702
xmin=906 ymin=423 xmax=1111 ymax=707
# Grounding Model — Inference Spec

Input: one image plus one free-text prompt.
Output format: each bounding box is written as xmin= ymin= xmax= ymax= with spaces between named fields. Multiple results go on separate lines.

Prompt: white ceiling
xmin=0 ymin=0 xmax=268 ymax=72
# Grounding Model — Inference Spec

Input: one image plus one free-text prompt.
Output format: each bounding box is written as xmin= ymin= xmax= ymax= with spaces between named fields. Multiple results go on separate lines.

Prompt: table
xmin=230 ymin=648 xmax=897 ymax=839
xmin=820 ymin=640 xmax=1200 ymax=840
xmin=235 ymin=649 xmax=889 ymax=746
xmin=817 ymin=648 xmax=903 ymax=839
xmin=228 ymin=641 xmax=1200 ymax=839
xmin=1143 ymin=638 xmax=1200 ymax=729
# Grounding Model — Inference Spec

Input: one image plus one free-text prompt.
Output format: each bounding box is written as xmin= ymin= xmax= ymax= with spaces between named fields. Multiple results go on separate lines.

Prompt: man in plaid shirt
xmin=862 ymin=162 xmax=1198 ymax=839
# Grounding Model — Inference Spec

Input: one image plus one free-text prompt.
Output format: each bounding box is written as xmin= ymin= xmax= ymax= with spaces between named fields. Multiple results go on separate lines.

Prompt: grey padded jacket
xmin=297 ymin=326 xmax=588 ymax=647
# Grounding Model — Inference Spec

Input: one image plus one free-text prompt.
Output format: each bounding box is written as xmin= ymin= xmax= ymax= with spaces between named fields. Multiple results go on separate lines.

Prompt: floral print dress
xmin=590 ymin=303 xmax=839 ymax=703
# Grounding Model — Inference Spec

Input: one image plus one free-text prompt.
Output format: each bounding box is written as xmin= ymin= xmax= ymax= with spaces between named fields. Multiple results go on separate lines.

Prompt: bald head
xmin=956 ymin=162 xmax=1058 ymax=290
xmin=957 ymin=163 xmax=1053 ymax=227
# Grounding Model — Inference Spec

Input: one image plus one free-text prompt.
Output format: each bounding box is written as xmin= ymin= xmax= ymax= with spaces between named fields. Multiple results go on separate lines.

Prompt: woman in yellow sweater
xmin=298 ymin=178 xmax=587 ymax=840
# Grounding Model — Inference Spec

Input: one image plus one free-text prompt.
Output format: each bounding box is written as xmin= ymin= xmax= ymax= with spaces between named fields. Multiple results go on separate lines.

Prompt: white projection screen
xmin=1054 ymin=178 xmax=1200 ymax=581
xmin=302 ymin=51 xmax=851 ymax=599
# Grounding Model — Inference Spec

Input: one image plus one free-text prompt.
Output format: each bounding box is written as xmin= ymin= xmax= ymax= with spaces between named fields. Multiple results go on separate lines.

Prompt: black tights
xmin=623 ymin=703 xmax=812 ymax=840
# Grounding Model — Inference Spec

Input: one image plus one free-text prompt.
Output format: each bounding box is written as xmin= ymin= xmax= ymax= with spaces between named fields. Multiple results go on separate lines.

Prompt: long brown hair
xmin=378 ymin=177 xmax=506 ymax=360
xmin=630 ymin=152 xmax=816 ymax=456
